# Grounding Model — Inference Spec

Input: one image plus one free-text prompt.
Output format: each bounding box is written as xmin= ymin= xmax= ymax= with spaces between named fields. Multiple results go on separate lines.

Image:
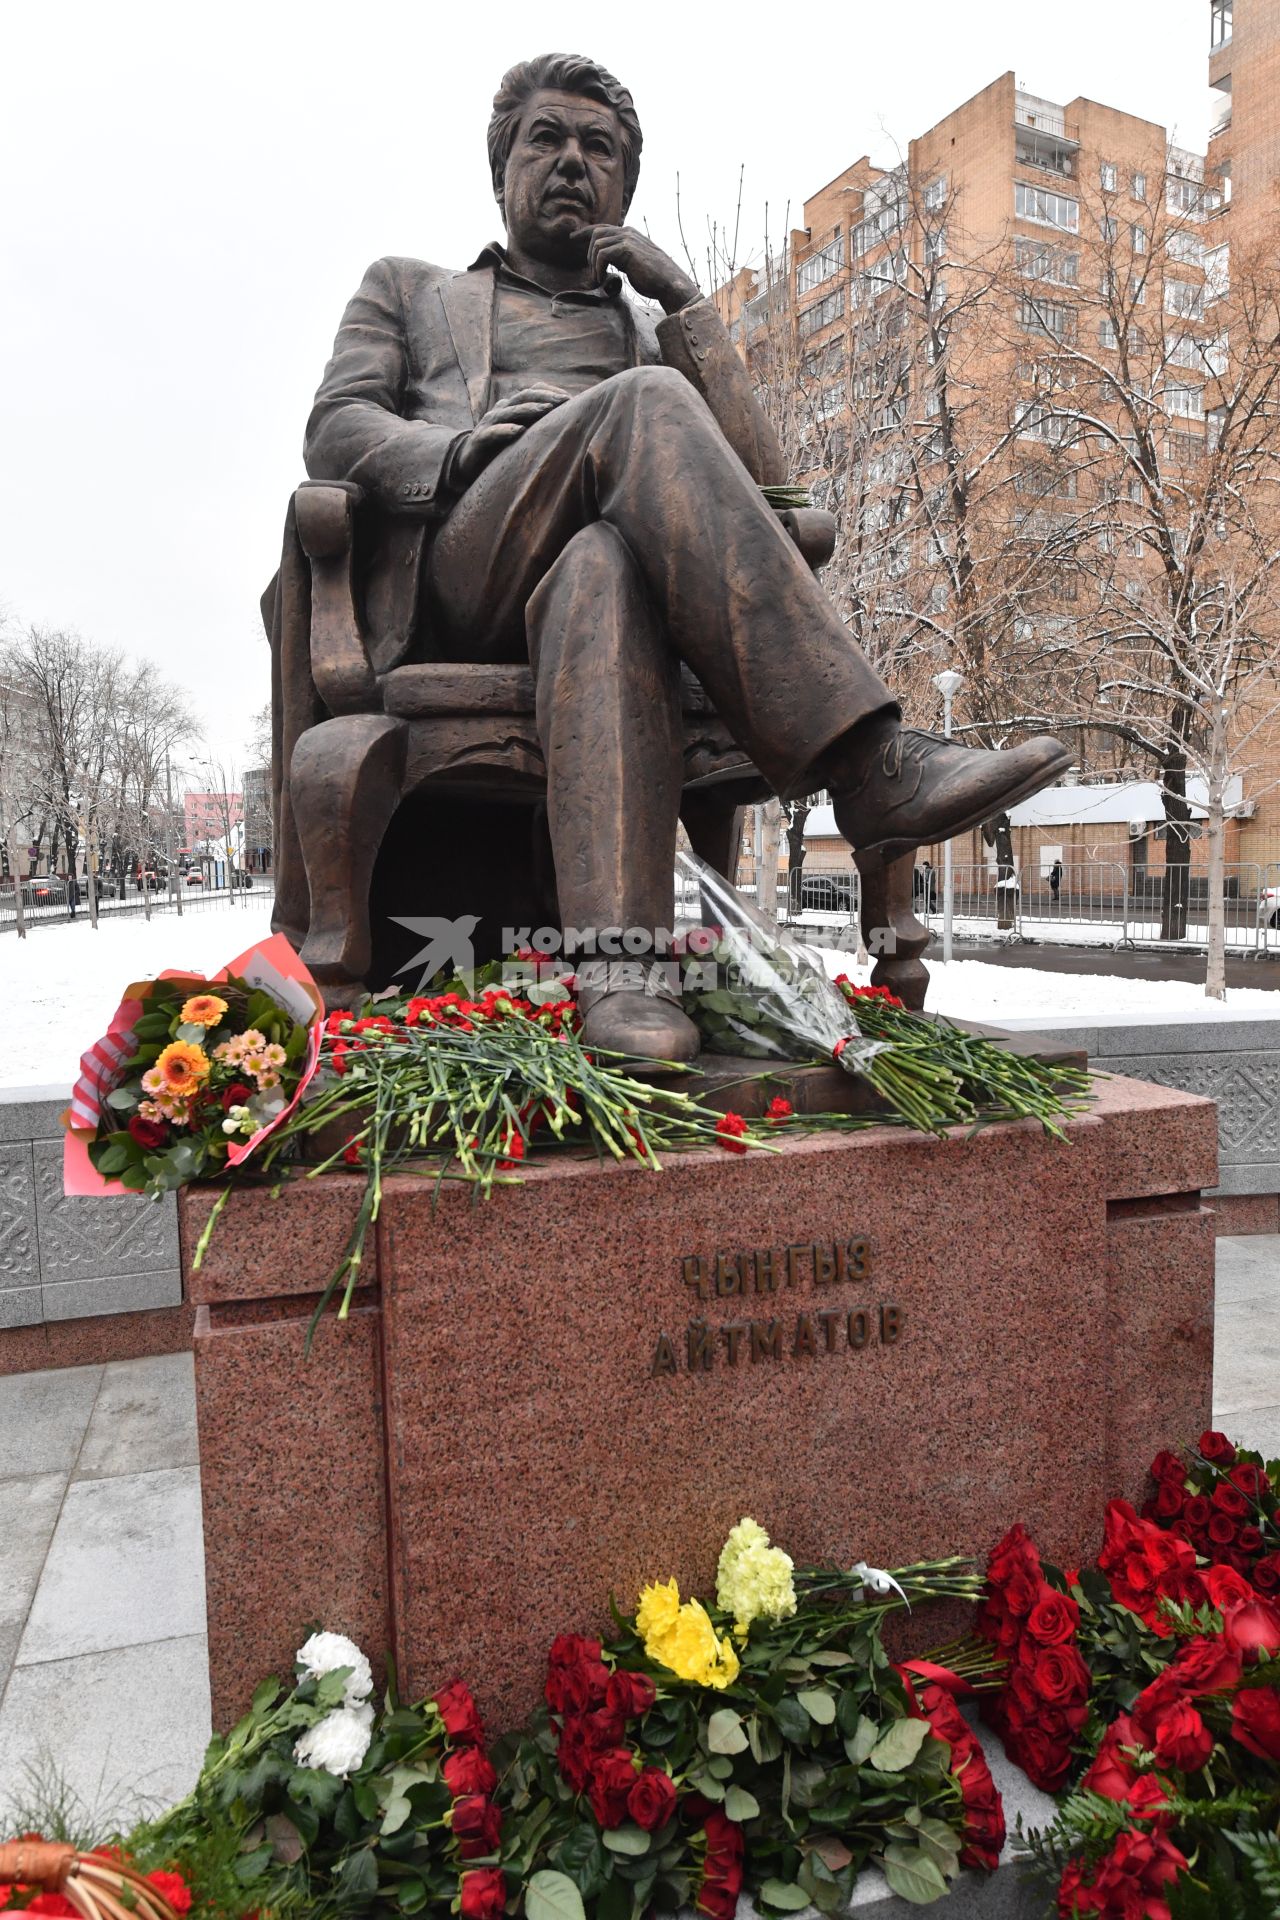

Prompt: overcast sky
xmin=0 ymin=0 xmax=1213 ymax=774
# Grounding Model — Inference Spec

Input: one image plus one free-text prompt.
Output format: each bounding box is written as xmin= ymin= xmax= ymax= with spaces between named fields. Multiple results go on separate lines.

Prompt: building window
xmin=796 ymin=232 xmax=844 ymax=295
xmin=1211 ymin=0 xmax=1232 ymax=49
xmin=1166 ymin=332 xmax=1203 ymax=370
xmin=1168 ymin=230 xmax=1204 ymax=265
xmin=1164 ymin=278 xmax=1205 ymax=319
xmin=1015 ymin=401 xmax=1075 ymax=443
xmin=1206 ymin=405 xmax=1226 ymax=450
xmin=1131 ymin=224 xmax=1147 ymax=254
xmin=1165 ymin=430 xmax=1203 ymax=463
xmin=1101 ymin=161 xmax=1118 ymax=192
xmin=1166 ymin=383 xmax=1204 ymax=418
xmin=798 ymin=288 xmax=845 ymax=337
xmin=1131 ymin=273 xmax=1148 ymax=305
xmin=1099 ymin=317 xmax=1118 ymax=349
xmin=1015 ymin=183 xmax=1079 ymax=231
xmin=1015 ymin=239 xmax=1080 ymax=284
xmin=923 ymin=173 xmax=948 ymax=212
xmin=1204 ymin=243 xmax=1230 ymax=302
xmin=1101 ymin=216 xmax=1118 ymax=242
xmin=1132 ymin=170 xmax=1147 ymax=201
xmin=1168 ymin=175 xmax=1214 ymax=218
xmin=1018 ymin=293 xmax=1077 ymax=341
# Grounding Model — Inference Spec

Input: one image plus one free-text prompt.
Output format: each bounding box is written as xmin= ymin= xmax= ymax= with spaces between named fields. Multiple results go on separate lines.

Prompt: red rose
xmin=605 ymin=1670 xmax=656 ymax=1721
xmin=1025 ymin=1586 xmax=1080 ymax=1647
xmin=1019 ymin=1640 xmax=1091 ymax=1709
xmin=444 ymin=1748 xmax=498 ymax=1798
xmin=452 ymin=1793 xmax=501 ymax=1858
xmin=459 ymin=1868 xmax=507 ymax=1920
xmin=1213 ymin=1480 xmax=1249 ymax=1518
xmin=1204 ymin=1565 xmax=1255 ymax=1611
xmin=1058 ymin=1828 xmax=1186 ymax=1920
xmin=587 ymin=1747 xmax=638 ymax=1829
xmin=1199 ymin=1430 xmax=1237 ymax=1466
xmin=1253 ymin=1553 xmax=1280 ymax=1593
xmin=557 ymin=1722 xmax=594 ymax=1793
xmin=627 ymin=1766 xmax=678 ymax=1832
xmin=1229 ymin=1461 xmax=1265 ymax=1498
xmin=1080 ymin=1714 xmax=1142 ymax=1802
xmin=1208 ymin=1512 xmax=1240 ymax=1547
xmin=435 ymin=1679 xmax=485 ymax=1747
xmin=1153 ymin=1482 xmax=1185 ymax=1520
xmin=1222 ymin=1592 xmax=1280 ymax=1659
xmin=1184 ymin=1495 xmax=1212 ymax=1529
xmin=1239 ymin=1525 xmax=1264 ymax=1555
xmin=1097 ymin=1500 xmax=1198 ymax=1632
xmin=697 ymin=1810 xmax=744 ymax=1920
xmin=1151 ymin=1449 xmax=1186 ymax=1487
xmin=221 ymin=1081 xmax=254 ymax=1112
xmin=1231 ymin=1684 xmax=1280 ymax=1761
xmin=1150 ymin=1698 xmax=1213 ymax=1772
xmin=1170 ymin=1633 xmax=1242 ymax=1696
xmin=128 ymin=1114 xmax=168 ymax=1149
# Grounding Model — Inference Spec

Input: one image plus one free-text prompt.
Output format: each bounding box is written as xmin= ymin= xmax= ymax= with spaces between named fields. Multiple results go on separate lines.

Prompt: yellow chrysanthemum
xmin=716 ymin=1516 xmax=797 ymax=1639
xmin=635 ymin=1577 xmax=681 ymax=1647
xmin=155 ymin=1039 xmax=211 ymax=1097
xmin=180 ymin=993 xmax=229 ymax=1027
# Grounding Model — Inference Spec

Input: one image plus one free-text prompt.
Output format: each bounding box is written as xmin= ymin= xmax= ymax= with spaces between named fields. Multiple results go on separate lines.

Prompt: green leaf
xmin=759 ymin=1880 xmax=812 ymax=1912
xmin=706 ymin=1753 xmax=734 ymax=1780
xmin=749 ymin=1714 xmax=784 ymax=1764
xmin=94 ymin=1140 xmax=133 ymax=1175
xmin=880 ymin=1843 xmax=949 ymax=1904
xmin=772 ymin=1694 xmax=811 ymax=1743
xmin=601 ymin=1825 xmax=651 ymax=1857
xmin=176 ymin=1022 xmax=210 ymax=1044
xmin=336 ymin=1848 xmax=379 ymax=1900
xmin=105 ymin=1086 xmax=140 ymax=1111
xmin=869 ymin=1717 xmax=929 ymax=1773
xmin=844 ymin=1714 xmax=880 ymax=1766
xmin=707 ymin=1707 xmax=749 ymax=1754
xmin=723 ymin=1785 xmax=760 ymax=1821
xmin=251 ymin=1676 xmax=281 ymax=1713
xmin=797 ymin=1687 xmax=836 ymax=1726
xmin=527 ymin=1869 xmax=588 ymax=1920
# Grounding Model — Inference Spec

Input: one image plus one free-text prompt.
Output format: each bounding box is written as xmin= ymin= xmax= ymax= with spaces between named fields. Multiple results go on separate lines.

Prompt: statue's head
xmin=488 ymin=53 xmax=642 ymax=262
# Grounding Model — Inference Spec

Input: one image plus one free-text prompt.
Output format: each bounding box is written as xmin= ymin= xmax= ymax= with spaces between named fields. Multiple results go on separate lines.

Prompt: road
xmin=952 ymin=936 xmax=1280 ymax=992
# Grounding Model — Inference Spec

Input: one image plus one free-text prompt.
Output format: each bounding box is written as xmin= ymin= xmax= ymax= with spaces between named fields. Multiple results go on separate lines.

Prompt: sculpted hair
xmin=488 ymin=53 xmax=642 ymax=215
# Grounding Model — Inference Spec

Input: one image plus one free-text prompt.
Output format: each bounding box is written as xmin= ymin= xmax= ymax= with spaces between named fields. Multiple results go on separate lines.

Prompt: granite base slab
xmin=183 ymin=1072 xmax=1217 ymax=1733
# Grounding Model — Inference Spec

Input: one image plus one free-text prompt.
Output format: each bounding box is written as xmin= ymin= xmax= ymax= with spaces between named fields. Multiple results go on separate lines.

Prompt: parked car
xmin=1258 ymin=887 xmax=1280 ymax=929
xmin=27 ymin=878 xmax=67 ymax=905
xmin=795 ymin=873 xmax=855 ymax=913
xmin=136 ymin=869 xmax=165 ymax=891
xmin=186 ymin=871 xmax=205 ymax=886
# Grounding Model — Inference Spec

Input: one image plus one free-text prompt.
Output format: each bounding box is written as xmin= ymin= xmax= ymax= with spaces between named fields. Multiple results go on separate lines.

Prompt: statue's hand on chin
xmin=575 ymin=225 xmax=700 ymax=315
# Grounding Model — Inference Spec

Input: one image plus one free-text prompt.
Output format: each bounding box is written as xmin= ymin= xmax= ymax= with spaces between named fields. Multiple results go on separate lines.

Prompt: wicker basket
xmin=0 ymin=1841 xmax=181 ymax=1920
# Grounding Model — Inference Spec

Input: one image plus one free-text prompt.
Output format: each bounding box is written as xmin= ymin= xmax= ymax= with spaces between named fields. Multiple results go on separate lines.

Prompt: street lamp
xmin=932 ymin=669 xmax=965 ymax=964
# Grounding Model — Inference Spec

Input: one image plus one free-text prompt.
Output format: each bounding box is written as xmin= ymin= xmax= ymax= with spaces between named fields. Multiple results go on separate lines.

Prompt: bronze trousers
xmin=426 ymin=366 xmax=893 ymax=938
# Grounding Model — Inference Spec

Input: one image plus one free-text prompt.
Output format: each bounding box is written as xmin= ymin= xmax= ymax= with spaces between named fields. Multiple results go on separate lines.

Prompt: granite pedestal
xmin=182 ymin=1072 xmax=1216 ymax=1733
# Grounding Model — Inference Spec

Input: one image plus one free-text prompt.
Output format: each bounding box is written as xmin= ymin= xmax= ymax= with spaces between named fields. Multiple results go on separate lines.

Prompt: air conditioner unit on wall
xmin=1128 ymin=819 xmax=1147 ymax=838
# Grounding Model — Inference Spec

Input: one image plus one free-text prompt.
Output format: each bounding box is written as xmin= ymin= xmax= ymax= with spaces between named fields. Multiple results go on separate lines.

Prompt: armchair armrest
xmin=777 ymin=507 xmax=837 ymax=571
xmin=294 ymin=481 xmax=379 ymax=716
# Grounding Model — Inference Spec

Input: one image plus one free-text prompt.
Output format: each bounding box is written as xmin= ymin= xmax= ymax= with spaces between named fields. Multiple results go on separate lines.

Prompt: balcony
xmin=1014 ymin=112 xmax=1081 ymax=180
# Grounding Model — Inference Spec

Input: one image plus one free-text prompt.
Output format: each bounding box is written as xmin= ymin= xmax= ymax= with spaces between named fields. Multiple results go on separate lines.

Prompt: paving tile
xmin=33 ymin=1141 xmax=177 ymax=1285
xmin=1215 ymin=1235 xmax=1280 ymax=1306
xmin=42 ymin=1266 xmax=182 ymax=1322
xmin=16 ymin=1466 xmax=205 ymax=1665
xmin=0 ymin=1473 xmax=67 ymax=1630
xmin=0 ymin=1365 xmax=101 ymax=1478
xmin=76 ymin=1353 xmax=197 ymax=1480
xmin=0 ymin=1635 xmax=211 ymax=1833
xmin=1216 ymin=1401 xmax=1280 ymax=1461
xmin=1213 ymin=1299 xmax=1280 ymax=1416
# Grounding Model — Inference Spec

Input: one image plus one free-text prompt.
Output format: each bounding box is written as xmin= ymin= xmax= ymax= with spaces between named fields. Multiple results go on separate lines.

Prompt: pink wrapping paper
xmin=63 ymin=933 xmax=324 ymax=1197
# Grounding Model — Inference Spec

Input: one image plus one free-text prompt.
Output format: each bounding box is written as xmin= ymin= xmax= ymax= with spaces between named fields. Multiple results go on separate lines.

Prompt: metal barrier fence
xmin=783 ymin=853 xmax=860 ymax=929
xmin=0 ymin=879 xmax=272 ymax=934
xmin=918 ymin=860 xmax=1275 ymax=954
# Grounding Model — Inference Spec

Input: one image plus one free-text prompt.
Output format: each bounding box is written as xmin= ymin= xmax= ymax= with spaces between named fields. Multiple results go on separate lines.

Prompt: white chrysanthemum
xmin=716 ymin=1516 xmax=797 ymax=1637
xmin=293 ymin=1703 xmax=374 ymax=1777
xmin=296 ymin=1630 xmax=373 ymax=1706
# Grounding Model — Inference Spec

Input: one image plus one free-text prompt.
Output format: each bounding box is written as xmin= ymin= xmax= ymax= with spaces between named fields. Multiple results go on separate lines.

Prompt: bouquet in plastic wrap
xmin=677 ymin=852 xmax=1089 ymax=1136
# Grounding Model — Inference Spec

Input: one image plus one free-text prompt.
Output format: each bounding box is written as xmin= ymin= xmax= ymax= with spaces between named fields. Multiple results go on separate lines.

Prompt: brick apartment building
xmin=721 ymin=8 xmax=1280 ymax=902
xmin=183 ymin=789 xmax=242 ymax=854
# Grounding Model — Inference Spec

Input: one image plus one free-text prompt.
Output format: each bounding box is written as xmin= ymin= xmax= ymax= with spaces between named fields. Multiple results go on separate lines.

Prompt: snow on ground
xmin=2 ymin=898 xmax=1278 ymax=1093
xmin=813 ymin=946 xmax=1280 ymax=1025
xmin=0 ymin=900 xmax=275 ymax=1090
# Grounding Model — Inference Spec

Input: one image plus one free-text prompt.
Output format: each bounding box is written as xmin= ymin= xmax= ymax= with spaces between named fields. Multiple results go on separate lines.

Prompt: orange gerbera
xmin=155 ymin=1040 xmax=211 ymax=1095
xmin=180 ymin=993 xmax=228 ymax=1027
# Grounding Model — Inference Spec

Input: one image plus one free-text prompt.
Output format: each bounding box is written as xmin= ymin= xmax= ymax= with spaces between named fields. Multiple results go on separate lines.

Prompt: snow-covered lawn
xmin=2 ymin=899 xmax=1278 ymax=1093
xmin=0 ymin=901 xmax=275 ymax=1090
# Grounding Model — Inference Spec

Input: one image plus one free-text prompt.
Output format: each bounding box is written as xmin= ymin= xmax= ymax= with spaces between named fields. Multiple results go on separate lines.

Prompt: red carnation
xmin=627 ymin=1766 xmax=678 ymax=1832
xmin=127 ymin=1114 xmax=168 ymax=1150
xmin=715 ymin=1111 xmax=750 ymax=1154
xmin=435 ymin=1678 xmax=485 ymax=1747
xmin=459 ymin=1867 xmax=507 ymax=1920
xmin=144 ymin=1873 xmax=192 ymax=1916
xmin=587 ymin=1747 xmax=638 ymax=1829
xmin=1231 ymin=1684 xmax=1280 ymax=1761
xmin=444 ymin=1747 xmax=498 ymax=1798
xmin=766 ymin=1096 xmax=793 ymax=1122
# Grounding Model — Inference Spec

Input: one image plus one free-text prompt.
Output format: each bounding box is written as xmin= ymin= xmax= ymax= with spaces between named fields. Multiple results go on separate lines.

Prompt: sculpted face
xmin=499 ymin=88 xmax=628 ymax=263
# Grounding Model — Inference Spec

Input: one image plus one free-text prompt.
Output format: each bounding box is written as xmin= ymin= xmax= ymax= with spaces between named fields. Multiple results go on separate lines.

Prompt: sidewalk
xmin=0 ymin=1238 xmax=1277 ymax=1835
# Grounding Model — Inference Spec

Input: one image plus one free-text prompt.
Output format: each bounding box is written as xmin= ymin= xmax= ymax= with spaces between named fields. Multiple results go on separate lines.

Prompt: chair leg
xmin=681 ymin=793 xmax=744 ymax=883
xmin=290 ymin=715 xmax=406 ymax=1001
xmin=853 ymin=846 xmax=931 ymax=1012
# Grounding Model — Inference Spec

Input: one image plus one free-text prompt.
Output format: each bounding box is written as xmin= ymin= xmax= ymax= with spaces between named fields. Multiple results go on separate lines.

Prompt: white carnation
xmin=296 ymin=1630 xmax=373 ymax=1707
xmin=293 ymin=1702 xmax=374 ymax=1776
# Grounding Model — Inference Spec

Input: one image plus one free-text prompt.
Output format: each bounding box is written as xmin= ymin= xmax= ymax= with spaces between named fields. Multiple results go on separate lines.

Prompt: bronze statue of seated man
xmin=299 ymin=51 xmax=1069 ymax=1059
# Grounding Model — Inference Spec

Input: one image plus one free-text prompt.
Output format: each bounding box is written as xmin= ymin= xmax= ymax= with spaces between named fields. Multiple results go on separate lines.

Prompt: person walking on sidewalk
xmin=66 ymin=873 xmax=80 ymax=921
